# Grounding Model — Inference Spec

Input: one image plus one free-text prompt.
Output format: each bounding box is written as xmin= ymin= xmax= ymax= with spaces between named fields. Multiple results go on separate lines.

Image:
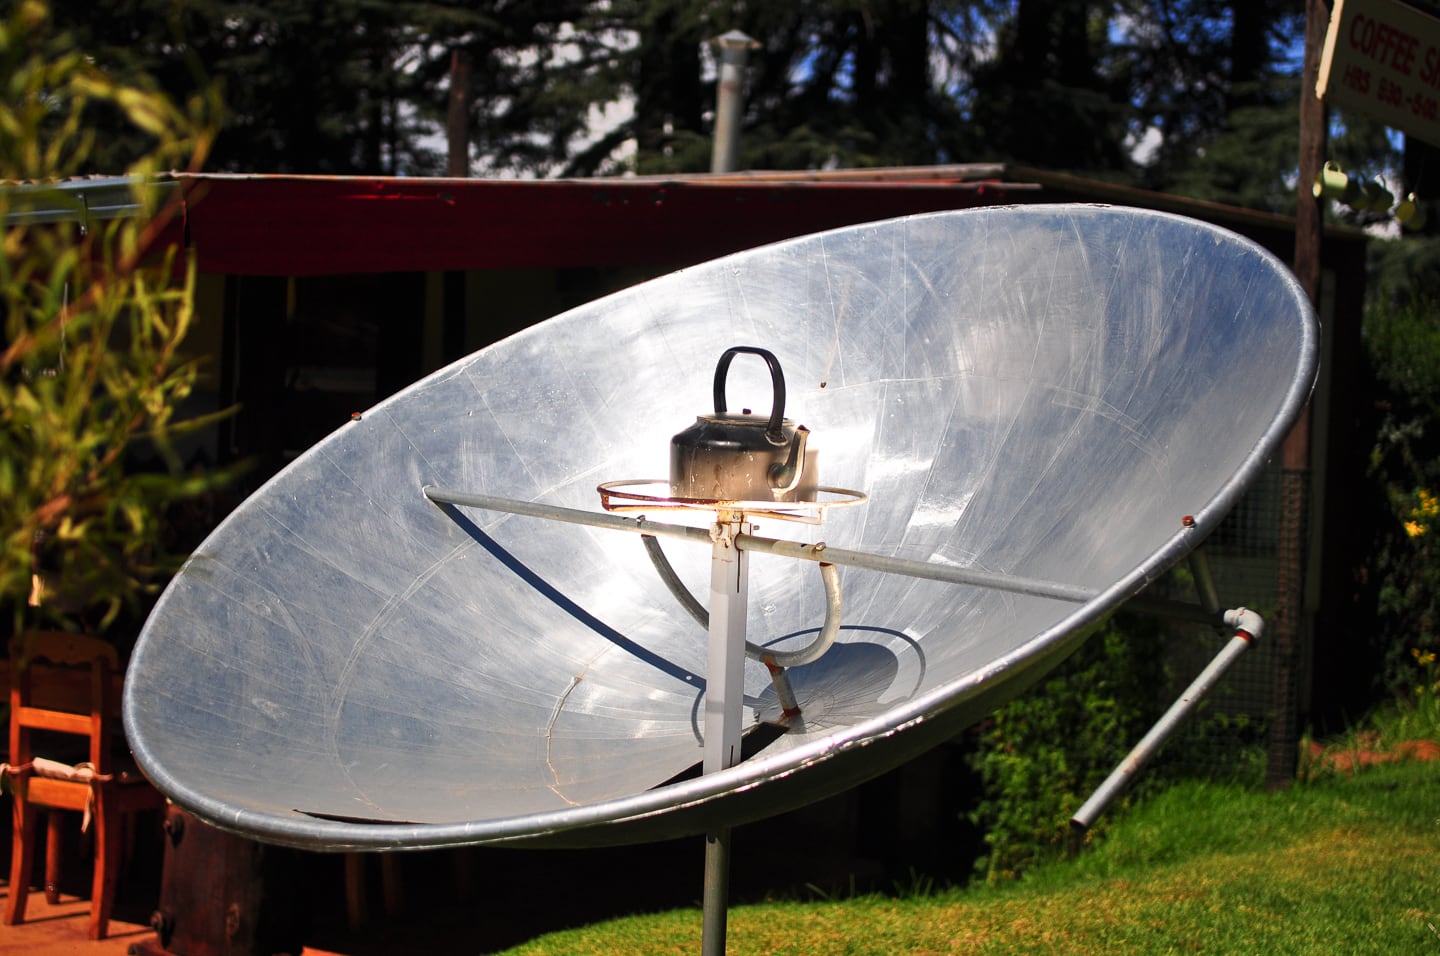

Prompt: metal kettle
xmin=670 ymin=347 xmax=817 ymax=502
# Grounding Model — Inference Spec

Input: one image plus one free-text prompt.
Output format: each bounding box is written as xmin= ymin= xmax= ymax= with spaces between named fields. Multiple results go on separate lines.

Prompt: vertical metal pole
xmin=705 ymin=514 xmax=748 ymax=775
xmin=446 ymin=49 xmax=471 ymax=178
xmin=702 ymin=512 xmax=749 ymax=956
xmin=708 ymin=31 xmax=760 ymax=174
xmin=701 ymin=831 xmax=730 ymax=955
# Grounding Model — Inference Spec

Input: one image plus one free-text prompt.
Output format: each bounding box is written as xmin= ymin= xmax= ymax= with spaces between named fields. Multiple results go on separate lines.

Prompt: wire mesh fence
xmin=1144 ymin=461 xmax=1307 ymax=786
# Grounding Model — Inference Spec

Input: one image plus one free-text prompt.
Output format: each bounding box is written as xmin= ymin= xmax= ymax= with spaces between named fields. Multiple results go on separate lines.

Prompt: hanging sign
xmin=1317 ymin=0 xmax=1440 ymax=147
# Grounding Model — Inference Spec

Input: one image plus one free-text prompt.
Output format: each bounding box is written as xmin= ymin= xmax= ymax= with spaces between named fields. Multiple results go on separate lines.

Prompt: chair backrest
xmin=8 ymin=630 xmax=120 ymax=772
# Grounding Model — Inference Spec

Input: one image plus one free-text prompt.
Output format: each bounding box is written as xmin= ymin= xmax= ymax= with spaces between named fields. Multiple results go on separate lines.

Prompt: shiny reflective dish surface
xmin=124 ymin=205 xmax=1318 ymax=850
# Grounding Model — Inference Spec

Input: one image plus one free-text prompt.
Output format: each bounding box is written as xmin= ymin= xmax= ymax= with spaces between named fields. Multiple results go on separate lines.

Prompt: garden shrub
xmin=966 ymin=613 xmax=1166 ymax=881
xmin=1361 ymin=237 xmax=1440 ymax=700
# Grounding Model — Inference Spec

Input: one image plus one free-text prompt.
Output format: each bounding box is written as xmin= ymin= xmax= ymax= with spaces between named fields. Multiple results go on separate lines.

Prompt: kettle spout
xmin=768 ymin=425 xmax=810 ymax=496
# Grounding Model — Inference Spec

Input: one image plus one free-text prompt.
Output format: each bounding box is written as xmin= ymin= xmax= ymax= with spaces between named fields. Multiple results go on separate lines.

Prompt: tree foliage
xmin=1118 ymin=0 xmax=1310 ymax=212
xmin=723 ymin=1 xmax=971 ymax=171
xmin=967 ymin=0 xmax=1133 ymax=172
xmin=42 ymin=0 xmax=443 ymax=175
xmin=1 ymin=1 xmax=227 ymax=633
xmin=39 ymin=0 xmax=1401 ymax=216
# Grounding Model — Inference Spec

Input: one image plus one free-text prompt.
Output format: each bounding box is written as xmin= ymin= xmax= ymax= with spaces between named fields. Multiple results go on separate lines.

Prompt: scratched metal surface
xmin=124 ymin=205 xmax=1317 ymax=850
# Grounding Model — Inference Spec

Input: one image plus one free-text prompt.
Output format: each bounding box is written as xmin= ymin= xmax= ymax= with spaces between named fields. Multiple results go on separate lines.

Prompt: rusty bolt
xmin=162 ymin=811 xmax=185 ymax=844
xmin=150 ymin=909 xmax=175 ymax=946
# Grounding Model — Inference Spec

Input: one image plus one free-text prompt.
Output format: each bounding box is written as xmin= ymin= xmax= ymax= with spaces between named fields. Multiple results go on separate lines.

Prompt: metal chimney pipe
xmin=447 ymin=49 xmax=471 ymax=177
xmin=708 ymin=30 xmax=760 ymax=173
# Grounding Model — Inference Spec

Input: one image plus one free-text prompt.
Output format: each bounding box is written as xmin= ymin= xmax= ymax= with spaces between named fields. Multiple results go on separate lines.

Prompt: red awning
xmin=176 ymin=173 xmax=1024 ymax=276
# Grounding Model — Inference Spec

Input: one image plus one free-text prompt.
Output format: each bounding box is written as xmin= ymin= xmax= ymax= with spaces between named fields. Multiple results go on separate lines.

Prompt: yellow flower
xmin=1405 ymin=520 xmax=1426 ymax=538
xmin=1419 ymin=489 xmax=1440 ymax=518
xmin=1412 ymin=647 xmax=1437 ymax=667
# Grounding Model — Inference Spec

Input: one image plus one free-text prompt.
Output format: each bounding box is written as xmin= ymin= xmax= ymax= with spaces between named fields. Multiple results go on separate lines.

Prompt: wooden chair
xmin=3 ymin=630 xmax=165 ymax=939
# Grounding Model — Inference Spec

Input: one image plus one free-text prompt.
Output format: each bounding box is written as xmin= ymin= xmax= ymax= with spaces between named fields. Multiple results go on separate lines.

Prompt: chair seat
xmin=6 ymin=630 xmax=165 ymax=940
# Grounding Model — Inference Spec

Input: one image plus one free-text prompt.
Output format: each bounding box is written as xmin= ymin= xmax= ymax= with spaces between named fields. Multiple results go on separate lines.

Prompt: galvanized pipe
xmin=426 ymin=485 xmax=712 ymax=545
xmin=765 ymin=658 xmax=801 ymax=718
xmin=642 ymin=534 xmax=710 ymax=630
xmin=761 ymin=563 xmax=841 ymax=668
xmin=702 ymin=828 xmax=731 ymax=956
xmin=1188 ymin=547 xmax=1221 ymax=614
xmin=422 ymin=487 xmax=1097 ymax=605
xmin=1070 ymin=608 xmax=1263 ymax=833
xmin=640 ymin=532 xmax=843 ymax=668
xmin=741 ymin=535 xmax=1096 ymax=604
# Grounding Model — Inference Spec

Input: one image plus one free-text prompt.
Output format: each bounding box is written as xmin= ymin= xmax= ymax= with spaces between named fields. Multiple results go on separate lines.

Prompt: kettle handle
xmin=713 ymin=346 xmax=787 ymax=444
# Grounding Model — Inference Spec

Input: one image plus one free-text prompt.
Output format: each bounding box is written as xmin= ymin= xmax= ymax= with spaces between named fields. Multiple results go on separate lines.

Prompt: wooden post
xmin=129 ymin=807 xmax=306 ymax=956
xmin=1295 ymin=0 xmax=1328 ymax=306
xmin=1270 ymin=0 xmax=1330 ymax=790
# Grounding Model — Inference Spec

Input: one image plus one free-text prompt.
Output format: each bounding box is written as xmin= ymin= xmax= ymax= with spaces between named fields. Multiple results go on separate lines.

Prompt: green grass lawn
xmin=499 ymin=758 xmax=1439 ymax=954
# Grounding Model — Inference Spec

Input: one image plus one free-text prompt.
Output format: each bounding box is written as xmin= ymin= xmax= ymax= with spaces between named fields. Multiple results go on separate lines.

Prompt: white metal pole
xmin=701 ymin=513 xmax=749 ymax=956
xmin=1071 ymin=609 xmax=1263 ymax=832
xmin=705 ymin=514 xmax=749 ymax=774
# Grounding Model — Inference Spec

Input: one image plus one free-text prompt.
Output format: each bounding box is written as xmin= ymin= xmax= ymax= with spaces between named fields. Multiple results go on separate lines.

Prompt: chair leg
xmin=380 ymin=854 xmax=403 ymax=919
xmin=89 ymin=793 xmax=120 ymax=940
xmin=45 ymin=810 xmax=63 ymax=903
xmin=5 ymin=794 xmax=36 ymax=926
xmin=344 ymin=853 xmax=366 ymax=931
xmin=452 ymin=847 xmax=476 ymax=902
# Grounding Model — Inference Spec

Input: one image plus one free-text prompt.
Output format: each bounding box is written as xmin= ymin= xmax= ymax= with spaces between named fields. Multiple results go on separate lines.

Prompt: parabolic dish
xmin=123 ymin=205 xmax=1318 ymax=851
